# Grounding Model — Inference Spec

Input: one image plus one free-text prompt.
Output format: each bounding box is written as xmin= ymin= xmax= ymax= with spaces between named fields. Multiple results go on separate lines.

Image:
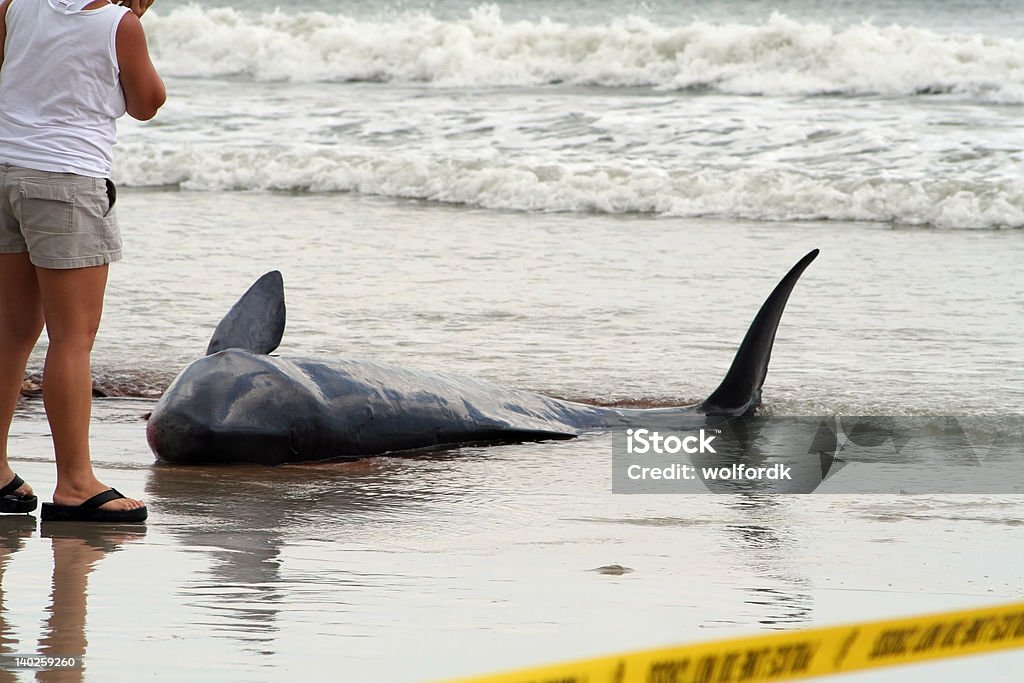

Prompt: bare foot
xmin=52 ymin=482 xmax=144 ymax=511
xmin=0 ymin=464 xmax=34 ymax=498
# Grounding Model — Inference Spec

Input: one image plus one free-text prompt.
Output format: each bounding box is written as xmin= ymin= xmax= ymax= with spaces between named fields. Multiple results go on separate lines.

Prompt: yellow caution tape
xmin=442 ymin=601 xmax=1024 ymax=683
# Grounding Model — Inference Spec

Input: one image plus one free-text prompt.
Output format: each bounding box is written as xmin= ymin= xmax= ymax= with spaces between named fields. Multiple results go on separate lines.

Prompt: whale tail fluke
xmin=699 ymin=249 xmax=819 ymax=416
xmin=206 ymin=271 xmax=286 ymax=356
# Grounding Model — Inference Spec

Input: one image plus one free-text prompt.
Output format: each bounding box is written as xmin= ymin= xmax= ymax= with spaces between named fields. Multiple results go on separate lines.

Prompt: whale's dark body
xmin=147 ymin=250 xmax=818 ymax=465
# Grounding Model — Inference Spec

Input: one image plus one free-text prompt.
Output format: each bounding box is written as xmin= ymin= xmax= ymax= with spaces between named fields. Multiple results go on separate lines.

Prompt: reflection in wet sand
xmin=0 ymin=516 xmax=36 ymax=683
xmin=0 ymin=519 xmax=144 ymax=683
xmin=726 ymin=496 xmax=814 ymax=629
xmin=36 ymin=524 xmax=147 ymax=683
xmin=142 ymin=459 xmax=437 ymax=655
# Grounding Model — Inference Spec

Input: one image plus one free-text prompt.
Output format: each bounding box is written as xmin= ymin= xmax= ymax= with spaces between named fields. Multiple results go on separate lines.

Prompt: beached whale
xmin=146 ymin=250 xmax=818 ymax=465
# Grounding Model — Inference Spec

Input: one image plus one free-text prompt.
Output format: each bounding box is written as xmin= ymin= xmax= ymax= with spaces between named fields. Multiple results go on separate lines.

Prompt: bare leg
xmin=0 ymin=253 xmax=43 ymax=498
xmin=35 ymin=264 xmax=143 ymax=511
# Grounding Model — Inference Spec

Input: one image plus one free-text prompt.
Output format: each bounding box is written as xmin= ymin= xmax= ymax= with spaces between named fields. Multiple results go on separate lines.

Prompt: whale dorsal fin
xmin=206 ymin=271 xmax=286 ymax=356
xmin=699 ymin=249 xmax=818 ymax=416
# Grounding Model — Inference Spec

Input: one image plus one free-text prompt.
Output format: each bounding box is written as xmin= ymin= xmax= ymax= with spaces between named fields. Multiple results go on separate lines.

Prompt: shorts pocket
xmin=101 ymin=214 xmax=122 ymax=253
xmin=17 ymin=180 xmax=76 ymax=234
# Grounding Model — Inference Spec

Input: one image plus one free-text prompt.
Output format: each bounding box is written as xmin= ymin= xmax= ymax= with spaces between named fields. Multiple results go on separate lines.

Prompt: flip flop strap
xmin=81 ymin=489 xmax=126 ymax=509
xmin=0 ymin=475 xmax=25 ymax=497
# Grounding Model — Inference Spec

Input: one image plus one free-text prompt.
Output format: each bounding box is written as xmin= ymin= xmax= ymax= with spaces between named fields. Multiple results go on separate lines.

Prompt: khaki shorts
xmin=0 ymin=164 xmax=122 ymax=269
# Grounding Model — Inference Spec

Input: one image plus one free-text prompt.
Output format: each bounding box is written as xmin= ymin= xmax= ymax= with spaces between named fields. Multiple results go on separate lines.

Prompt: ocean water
xmin=4 ymin=1 xmax=1024 ymax=681
xmin=114 ymin=0 xmax=1024 ymax=229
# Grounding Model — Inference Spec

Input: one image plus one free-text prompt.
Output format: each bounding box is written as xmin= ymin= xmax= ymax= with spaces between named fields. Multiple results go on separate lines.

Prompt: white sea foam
xmin=121 ymin=5 xmax=1024 ymax=229
xmin=114 ymin=144 xmax=1024 ymax=229
xmin=145 ymin=5 xmax=1024 ymax=101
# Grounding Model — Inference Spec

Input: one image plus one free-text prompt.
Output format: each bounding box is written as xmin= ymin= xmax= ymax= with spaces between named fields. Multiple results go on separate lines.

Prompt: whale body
xmin=146 ymin=250 xmax=819 ymax=465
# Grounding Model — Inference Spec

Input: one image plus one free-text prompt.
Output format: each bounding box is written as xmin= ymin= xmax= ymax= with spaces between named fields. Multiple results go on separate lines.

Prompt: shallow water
xmin=75 ymin=190 xmax=1024 ymax=414
xmin=4 ymin=191 xmax=1023 ymax=681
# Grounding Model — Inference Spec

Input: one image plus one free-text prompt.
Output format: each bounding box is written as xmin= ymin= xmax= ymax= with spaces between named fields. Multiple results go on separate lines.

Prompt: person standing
xmin=0 ymin=0 xmax=165 ymax=522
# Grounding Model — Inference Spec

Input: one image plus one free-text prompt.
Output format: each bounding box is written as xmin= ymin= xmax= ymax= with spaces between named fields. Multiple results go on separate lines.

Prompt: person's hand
xmin=120 ymin=0 xmax=155 ymax=18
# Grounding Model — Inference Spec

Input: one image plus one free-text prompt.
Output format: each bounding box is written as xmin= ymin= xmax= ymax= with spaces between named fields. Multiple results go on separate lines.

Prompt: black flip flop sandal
xmin=41 ymin=489 xmax=147 ymax=523
xmin=0 ymin=474 xmax=38 ymax=514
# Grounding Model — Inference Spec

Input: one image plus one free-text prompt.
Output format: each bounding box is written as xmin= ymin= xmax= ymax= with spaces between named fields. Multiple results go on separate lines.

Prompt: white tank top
xmin=0 ymin=0 xmax=131 ymax=178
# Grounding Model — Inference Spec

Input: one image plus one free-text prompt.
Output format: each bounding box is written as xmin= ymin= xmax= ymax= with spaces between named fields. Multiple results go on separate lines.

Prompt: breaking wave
xmin=115 ymin=146 xmax=1024 ymax=229
xmin=146 ymin=6 xmax=1024 ymax=101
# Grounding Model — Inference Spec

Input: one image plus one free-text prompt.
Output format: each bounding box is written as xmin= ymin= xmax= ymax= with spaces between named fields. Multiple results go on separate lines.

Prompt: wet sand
xmin=1 ymin=397 xmax=1021 ymax=682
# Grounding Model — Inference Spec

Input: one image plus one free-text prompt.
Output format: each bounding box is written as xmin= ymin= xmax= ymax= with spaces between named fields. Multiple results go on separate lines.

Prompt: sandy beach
xmin=5 ymin=397 xmax=1024 ymax=682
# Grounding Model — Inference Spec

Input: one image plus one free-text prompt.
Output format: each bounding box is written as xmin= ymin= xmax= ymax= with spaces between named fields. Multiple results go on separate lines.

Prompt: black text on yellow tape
xmin=442 ymin=601 xmax=1024 ymax=683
